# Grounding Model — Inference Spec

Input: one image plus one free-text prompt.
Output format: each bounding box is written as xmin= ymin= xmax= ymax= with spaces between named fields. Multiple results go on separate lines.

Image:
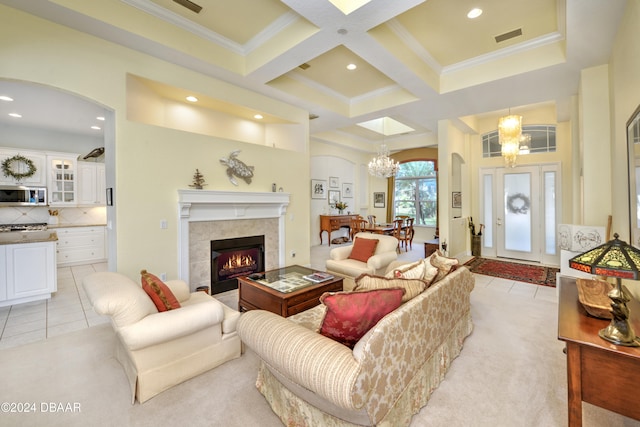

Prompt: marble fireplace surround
xmin=178 ymin=190 xmax=290 ymax=291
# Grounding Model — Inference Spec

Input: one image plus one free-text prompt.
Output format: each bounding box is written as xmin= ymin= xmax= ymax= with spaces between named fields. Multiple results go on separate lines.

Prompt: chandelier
xmin=368 ymin=143 xmax=399 ymax=178
xmin=501 ymin=138 xmax=519 ymax=168
xmin=498 ymin=113 xmax=522 ymax=167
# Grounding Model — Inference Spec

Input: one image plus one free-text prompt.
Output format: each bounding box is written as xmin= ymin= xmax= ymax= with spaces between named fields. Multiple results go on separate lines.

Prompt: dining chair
xmin=400 ymin=218 xmax=415 ymax=250
xmin=367 ymin=215 xmax=377 ymax=226
xmin=350 ymin=218 xmax=369 ymax=240
xmin=391 ymin=219 xmax=405 ymax=253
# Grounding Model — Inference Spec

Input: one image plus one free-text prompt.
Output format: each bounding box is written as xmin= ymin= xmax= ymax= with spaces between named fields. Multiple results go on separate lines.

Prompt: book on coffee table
xmin=303 ymin=272 xmax=334 ymax=283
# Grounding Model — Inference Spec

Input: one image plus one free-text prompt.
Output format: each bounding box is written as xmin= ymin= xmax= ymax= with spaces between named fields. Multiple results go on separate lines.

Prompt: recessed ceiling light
xmin=96 ymin=116 xmax=105 ymax=121
xmin=8 ymin=113 xmax=21 ymax=118
xmin=346 ymin=63 xmax=357 ymax=70
xmin=91 ymin=126 xmax=101 ymax=130
xmin=254 ymin=114 xmax=263 ymax=120
xmin=186 ymin=96 xmax=198 ymax=102
xmin=467 ymin=8 xmax=483 ymax=19
xmin=0 ymin=96 xmax=13 ymax=102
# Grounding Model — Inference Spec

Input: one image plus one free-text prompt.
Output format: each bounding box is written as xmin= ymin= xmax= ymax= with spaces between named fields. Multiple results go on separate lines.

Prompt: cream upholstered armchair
xmin=325 ymin=232 xmax=398 ymax=290
xmin=83 ymin=272 xmax=242 ymax=403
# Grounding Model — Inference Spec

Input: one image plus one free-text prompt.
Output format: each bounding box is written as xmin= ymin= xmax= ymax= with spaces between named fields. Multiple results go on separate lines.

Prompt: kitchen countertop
xmin=0 ymin=230 xmax=58 ymax=245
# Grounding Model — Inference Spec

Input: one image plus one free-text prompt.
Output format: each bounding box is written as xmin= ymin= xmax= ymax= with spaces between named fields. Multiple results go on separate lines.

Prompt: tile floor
xmin=0 ymin=244 xmax=559 ymax=350
xmin=0 ymin=262 xmax=110 ymax=350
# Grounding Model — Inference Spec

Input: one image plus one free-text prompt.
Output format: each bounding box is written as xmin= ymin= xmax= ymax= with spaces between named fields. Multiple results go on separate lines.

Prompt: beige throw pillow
xmin=355 ymin=274 xmax=427 ymax=303
xmin=385 ymin=259 xmax=425 ymax=280
xmin=430 ymin=250 xmax=460 ymax=283
xmin=422 ymin=256 xmax=440 ymax=284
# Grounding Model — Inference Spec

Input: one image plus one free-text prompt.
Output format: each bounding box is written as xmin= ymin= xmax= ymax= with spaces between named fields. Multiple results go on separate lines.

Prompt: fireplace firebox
xmin=211 ymin=235 xmax=265 ymax=294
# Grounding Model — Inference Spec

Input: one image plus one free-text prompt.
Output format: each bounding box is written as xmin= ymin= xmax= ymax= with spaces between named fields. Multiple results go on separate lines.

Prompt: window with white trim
xmin=393 ymin=160 xmax=437 ymax=227
xmin=482 ymin=125 xmax=556 ymax=157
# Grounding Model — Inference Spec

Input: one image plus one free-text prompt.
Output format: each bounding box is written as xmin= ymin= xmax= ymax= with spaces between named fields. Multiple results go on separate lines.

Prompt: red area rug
xmin=464 ymin=257 xmax=559 ymax=287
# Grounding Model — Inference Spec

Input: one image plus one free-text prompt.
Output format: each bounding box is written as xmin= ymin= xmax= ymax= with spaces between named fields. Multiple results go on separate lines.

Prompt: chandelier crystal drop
xmin=368 ymin=143 xmax=399 ymax=178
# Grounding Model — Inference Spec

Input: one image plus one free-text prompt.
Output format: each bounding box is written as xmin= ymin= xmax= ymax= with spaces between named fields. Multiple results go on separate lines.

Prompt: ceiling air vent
xmin=495 ymin=28 xmax=522 ymax=43
xmin=299 ymin=63 xmax=310 ymax=70
xmin=173 ymin=0 xmax=203 ymax=14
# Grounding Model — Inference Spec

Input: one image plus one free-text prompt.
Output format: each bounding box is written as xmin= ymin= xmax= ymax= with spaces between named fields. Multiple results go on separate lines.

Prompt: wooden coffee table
xmin=237 ymin=265 xmax=343 ymax=317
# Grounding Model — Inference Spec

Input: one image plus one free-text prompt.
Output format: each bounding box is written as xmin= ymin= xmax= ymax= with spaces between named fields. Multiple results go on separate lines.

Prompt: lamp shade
xmin=569 ymin=233 xmax=640 ymax=279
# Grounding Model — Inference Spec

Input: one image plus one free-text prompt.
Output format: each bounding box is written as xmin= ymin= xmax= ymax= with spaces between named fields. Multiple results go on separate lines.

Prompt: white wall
xmin=310 ymin=155 xmax=357 ymax=245
xmin=0 ymin=6 xmax=311 ymax=280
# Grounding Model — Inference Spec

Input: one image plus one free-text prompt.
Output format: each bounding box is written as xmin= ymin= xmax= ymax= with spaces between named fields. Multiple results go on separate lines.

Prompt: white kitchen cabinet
xmin=0 ymin=148 xmax=47 ymax=186
xmin=55 ymin=226 xmax=106 ymax=266
xmin=0 ymin=241 xmax=57 ymax=307
xmin=47 ymin=154 xmax=78 ymax=206
xmin=77 ymin=161 xmax=106 ymax=206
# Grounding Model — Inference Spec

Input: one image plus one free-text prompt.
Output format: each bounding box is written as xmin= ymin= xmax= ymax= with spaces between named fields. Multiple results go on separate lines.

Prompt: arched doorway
xmin=0 ymin=79 xmax=116 ymax=270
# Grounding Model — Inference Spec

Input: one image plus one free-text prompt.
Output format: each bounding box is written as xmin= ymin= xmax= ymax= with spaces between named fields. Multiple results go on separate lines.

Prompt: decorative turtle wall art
xmin=220 ymin=150 xmax=254 ymax=186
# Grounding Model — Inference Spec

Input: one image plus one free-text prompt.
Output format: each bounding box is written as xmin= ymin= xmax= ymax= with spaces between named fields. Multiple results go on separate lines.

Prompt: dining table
xmin=363 ymin=223 xmax=401 ymax=234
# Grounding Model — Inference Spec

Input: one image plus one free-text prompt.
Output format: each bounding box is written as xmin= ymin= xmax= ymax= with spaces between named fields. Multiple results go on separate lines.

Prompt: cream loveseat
xmin=237 ymin=260 xmax=475 ymax=426
xmin=83 ymin=272 xmax=242 ymax=403
xmin=325 ymin=232 xmax=399 ymax=291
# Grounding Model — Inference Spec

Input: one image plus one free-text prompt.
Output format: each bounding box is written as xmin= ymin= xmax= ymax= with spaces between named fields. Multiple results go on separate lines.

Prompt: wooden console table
xmin=557 ymin=276 xmax=640 ymax=426
xmin=319 ymin=214 xmax=358 ymax=245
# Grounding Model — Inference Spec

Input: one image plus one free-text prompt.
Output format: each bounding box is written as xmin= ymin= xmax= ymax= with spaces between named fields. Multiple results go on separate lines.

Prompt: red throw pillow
xmin=319 ymin=288 xmax=404 ymax=348
xmin=140 ymin=269 xmax=181 ymax=312
xmin=348 ymin=237 xmax=379 ymax=263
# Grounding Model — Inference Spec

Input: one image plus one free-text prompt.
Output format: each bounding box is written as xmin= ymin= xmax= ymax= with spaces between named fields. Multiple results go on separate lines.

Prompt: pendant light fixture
xmin=498 ymin=111 xmax=522 ymax=167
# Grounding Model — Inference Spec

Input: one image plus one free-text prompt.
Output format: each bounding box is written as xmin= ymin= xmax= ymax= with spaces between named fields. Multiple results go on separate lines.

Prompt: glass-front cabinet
xmin=47 ymin=154 xmax=78 ymax=206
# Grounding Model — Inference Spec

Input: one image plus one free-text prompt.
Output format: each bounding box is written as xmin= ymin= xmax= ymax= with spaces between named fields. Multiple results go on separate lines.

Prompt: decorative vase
xmin=338 ymin=209 xmax=344 ymax=214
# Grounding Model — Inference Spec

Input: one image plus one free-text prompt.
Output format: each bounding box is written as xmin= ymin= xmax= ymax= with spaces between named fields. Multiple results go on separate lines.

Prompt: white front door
xmin=496 ymin=166 xmax=540 ymax=262
xmin=480 ymin=163 xmax=560 ymax=265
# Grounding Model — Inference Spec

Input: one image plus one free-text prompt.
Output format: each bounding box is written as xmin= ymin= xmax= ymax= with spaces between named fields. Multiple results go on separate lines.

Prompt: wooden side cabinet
xmin=557 ymin=276 xmax=640 ymax=426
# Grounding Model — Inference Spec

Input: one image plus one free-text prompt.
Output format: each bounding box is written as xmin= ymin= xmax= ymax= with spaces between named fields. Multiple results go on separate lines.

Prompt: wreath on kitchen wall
xmin=1 ymin=154 xmax=37 ymax=181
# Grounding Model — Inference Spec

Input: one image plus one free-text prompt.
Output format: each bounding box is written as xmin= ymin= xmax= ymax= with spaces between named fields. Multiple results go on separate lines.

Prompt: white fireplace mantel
xmin=178 ymin=190 xmax=290 ymax=285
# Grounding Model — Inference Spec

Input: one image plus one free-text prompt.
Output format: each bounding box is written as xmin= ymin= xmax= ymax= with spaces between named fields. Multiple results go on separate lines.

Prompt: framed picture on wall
xmin=342 ymin=183 xmax=353 ymax=198
xmin=373 ymin=192 xmax=385 ymax=208
xmin=452 ymin=191 xmax=462 ymax=208
xmin=311 ymin=179 xmax=326 ymax=199
xmin=329 ymin=176 xmax=339 ymax=188
xmin=328 ymin=190 xmax=341 ymax=206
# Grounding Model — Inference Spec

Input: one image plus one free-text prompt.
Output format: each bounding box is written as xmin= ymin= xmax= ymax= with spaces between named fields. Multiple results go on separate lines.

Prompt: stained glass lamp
xmin=569 ymin=233 xmax=640 ymax=346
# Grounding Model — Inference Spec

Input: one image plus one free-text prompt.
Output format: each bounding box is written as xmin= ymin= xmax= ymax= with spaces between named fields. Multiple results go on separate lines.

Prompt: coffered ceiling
xmin=0 ymin=0 xmax=628 ymax=150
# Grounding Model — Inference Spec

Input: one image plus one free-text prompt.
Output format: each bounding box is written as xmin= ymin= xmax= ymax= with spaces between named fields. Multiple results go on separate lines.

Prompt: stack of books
xmin=302 ymin=272 xmax=334 ymax=283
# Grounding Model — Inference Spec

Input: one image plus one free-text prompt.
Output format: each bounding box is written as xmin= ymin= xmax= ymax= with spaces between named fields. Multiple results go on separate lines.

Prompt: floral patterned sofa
xmin=237 ymin=257 xmax=475 ymax=426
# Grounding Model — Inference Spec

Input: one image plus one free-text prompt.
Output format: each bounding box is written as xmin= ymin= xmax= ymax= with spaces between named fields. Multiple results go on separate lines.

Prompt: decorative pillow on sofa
xmin=384 ymin=259 xmax=425 ymax=280
xmin=421 ymin=255 xmax=440 ymax=284
xmin=355 ymin=273 xmax=426 ymax=303
xmin=319 ymin=288 xmax=404 ymax=348
xmin=430 ymin=251 xmax=460 ymax=283
xmin=348 ymin=237 xmax=379 ymax=263
xmin=140 ymin=269 xmax=181 ymax=312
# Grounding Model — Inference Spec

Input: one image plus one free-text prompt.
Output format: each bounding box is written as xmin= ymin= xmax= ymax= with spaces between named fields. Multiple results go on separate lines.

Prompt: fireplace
xmin=178 ymin=190 xmax=290 ymax=292
xmin=211 ymin=235 xmax=265 ymax=294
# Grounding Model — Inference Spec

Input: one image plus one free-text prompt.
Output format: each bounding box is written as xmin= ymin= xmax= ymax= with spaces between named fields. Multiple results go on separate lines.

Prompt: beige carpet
xmin=1 ymin=281 xmax=638 ymax=426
